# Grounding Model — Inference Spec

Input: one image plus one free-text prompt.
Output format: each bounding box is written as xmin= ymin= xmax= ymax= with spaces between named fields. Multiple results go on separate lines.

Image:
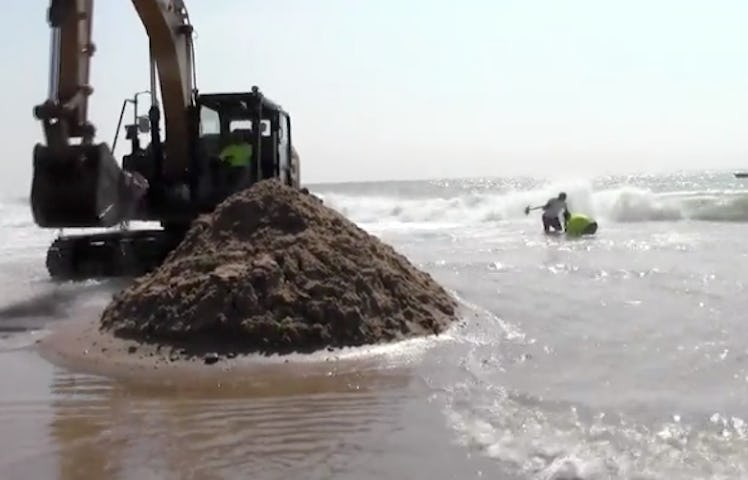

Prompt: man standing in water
xmin=526 ymin=192 xmax=571 ymax=233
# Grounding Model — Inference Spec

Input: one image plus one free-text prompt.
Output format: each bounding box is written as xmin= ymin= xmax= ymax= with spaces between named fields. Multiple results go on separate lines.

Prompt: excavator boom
xmin=131 ymin=0 xmax=194 ymax=178
xmin=36 ymin=0 xmax=195 ymax=161
xmin=35 ymin=0 xmax=96 ymax=146
xmin=31 ymin=0 xmax=196 ymax=231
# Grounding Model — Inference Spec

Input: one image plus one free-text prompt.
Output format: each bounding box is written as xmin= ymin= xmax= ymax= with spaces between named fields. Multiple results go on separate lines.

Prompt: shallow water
xmin=2 ymin=171 xmax=748 ymax=479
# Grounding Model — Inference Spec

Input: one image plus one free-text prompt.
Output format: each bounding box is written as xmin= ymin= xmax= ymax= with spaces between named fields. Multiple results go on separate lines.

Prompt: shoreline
xmin=34 ymin=313 xmax=461 ymax=386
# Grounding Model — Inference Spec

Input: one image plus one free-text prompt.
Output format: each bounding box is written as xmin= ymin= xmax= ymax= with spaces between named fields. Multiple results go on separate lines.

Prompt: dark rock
xmin=203 ymin=353 xmax=219 ymax=365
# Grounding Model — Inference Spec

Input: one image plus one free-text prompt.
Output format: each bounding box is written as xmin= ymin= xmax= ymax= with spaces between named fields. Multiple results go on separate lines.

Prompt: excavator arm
xmin=31 ymin=0 xmax=196 ymax=229
xmin=33 ymin=0 xmax=96 ymax=147
xmin=131 ymin=0 xmax=195 ymax=177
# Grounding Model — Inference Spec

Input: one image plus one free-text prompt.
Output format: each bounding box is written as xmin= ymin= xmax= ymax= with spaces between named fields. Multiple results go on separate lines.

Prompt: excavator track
xmin=46 ymin=229 xmax=184 ymax=280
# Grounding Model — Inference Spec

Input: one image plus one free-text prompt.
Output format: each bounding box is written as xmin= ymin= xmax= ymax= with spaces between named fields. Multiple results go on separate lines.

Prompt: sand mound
xmin=99 ymin=179 xmax=457 ymax=357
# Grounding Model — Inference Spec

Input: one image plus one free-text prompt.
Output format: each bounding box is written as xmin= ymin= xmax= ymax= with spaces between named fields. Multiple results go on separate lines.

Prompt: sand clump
xmin=99 ymin=179 xmax=457 ymax=358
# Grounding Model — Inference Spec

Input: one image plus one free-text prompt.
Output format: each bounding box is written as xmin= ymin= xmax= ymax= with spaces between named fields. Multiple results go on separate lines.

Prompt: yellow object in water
xmin=565 ymin=213 xmax=598 ymax=236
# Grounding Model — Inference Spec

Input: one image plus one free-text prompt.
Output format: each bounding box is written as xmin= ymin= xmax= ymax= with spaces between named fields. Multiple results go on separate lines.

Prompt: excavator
xmin=31 ymin=0 xmax=300 ymax=280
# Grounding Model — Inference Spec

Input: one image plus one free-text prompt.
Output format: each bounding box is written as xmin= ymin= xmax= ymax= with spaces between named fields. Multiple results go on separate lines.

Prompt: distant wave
xmin=317 ymin=181 xmax=748 ymax=225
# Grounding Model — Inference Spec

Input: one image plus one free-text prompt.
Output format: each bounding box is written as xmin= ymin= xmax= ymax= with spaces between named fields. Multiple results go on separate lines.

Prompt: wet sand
xmin=3 ymin=310 xmax=497 ymax=480
xmin=4 ymin=331 xmax=488 ymax=480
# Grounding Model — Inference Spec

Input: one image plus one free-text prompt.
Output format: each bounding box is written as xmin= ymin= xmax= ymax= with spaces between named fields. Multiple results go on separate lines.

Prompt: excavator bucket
xmin=30 ymin=142 xmax=137 ymax=228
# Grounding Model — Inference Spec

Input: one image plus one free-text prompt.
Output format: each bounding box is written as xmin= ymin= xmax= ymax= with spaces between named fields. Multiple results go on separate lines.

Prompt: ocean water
xmin=1 ymin=169 xmax=748 ymax=479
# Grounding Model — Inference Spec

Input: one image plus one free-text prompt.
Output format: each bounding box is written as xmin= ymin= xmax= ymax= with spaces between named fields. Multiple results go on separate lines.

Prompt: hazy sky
xmin=3 ymin=0 xmax=748 ymax=194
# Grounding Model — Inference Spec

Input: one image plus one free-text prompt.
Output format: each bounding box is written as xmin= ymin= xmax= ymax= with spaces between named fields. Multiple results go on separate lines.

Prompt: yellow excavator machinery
xmin=31 ymin=0 xmax=300 ymax=280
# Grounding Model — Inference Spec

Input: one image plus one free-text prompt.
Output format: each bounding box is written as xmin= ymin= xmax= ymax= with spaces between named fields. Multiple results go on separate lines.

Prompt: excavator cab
xmin=194 ymin=89 xmax=298 ymax=204
xmin=119 ymin=87 xmax=299 ymax=223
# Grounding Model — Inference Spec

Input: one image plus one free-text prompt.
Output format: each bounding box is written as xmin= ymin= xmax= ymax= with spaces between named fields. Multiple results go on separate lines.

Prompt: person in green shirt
xmin=219 ymin=130 xmax=252 ymax=167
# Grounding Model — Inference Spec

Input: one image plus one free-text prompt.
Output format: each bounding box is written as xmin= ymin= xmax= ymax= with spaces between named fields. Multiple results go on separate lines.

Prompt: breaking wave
xmin=316 ymin=181 xmax=748 ymax=226
xmin=3 ymin=179 xmax=748 ymax=230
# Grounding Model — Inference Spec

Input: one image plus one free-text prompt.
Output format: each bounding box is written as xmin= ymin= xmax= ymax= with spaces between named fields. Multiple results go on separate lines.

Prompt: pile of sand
xmin=99 ymin=179 xmax=457 ymax=358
